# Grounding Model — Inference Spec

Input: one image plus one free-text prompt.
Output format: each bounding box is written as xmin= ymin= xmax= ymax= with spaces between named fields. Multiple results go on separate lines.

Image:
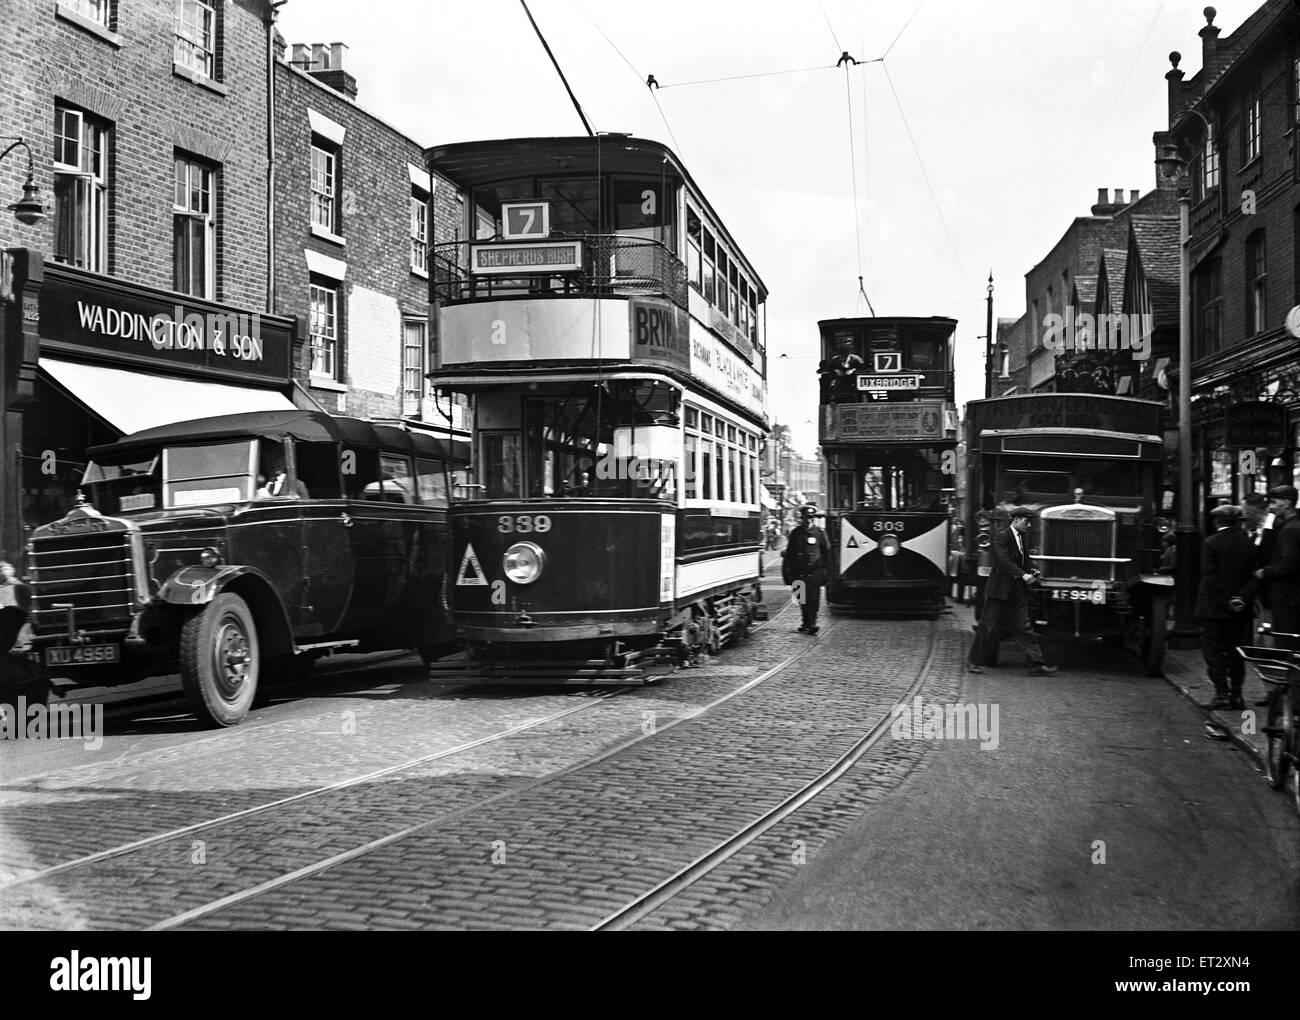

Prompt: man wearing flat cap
xmin=1240 ymin=484 xmax=1300 ymax=649
xmin=967 ymin=506 xmax=1057 ymax=675
xmin=782 ymin=504 xmax=831 ymax=635
xmin=1195 ymin=505 xmax=1256 ymax=710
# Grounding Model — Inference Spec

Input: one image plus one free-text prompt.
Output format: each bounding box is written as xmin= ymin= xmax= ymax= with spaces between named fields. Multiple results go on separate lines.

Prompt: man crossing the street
xmin=967 ymin=507 xmax=1058 ymax=676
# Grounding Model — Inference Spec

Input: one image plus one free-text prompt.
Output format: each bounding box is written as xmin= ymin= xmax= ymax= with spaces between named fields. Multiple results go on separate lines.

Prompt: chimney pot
xmin=291 ymin=43 xmax=309 ymax=66
xmin=311 ymin=43 xmax=327 ymax=69
xmin=330 ymin=42 xmax=348 ymax=69
xmin=1130 ymin=189 xmax=1140 ymax=203
xmin=1114 ymin=188 xmax=1125 ymax=204
xmin=1097 ymin=187 xmax=1108 ymax=206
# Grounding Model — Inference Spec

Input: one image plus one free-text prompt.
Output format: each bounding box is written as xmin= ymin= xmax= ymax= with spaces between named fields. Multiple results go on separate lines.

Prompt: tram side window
xmin=482 ymin=432 xmax=522 ymax=499
xmin=702 ymin=231 xmax=716 ymax=304
xmin=416 ymin=458 xmax=449 ymax=508
xmin=684 ymin=433 xmax=698 ymax=499
xmin=365 ymin=453 xmax=414 ymax=503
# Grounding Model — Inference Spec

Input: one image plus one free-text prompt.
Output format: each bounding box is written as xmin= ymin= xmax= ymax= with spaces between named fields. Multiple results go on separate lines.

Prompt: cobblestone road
xmin=0 ymin=580 xmax=968 ymax=930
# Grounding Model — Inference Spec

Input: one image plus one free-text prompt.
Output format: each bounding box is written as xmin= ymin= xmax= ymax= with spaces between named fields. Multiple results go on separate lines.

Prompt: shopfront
xmin=1 ymin=250 xmax=299 ymax=564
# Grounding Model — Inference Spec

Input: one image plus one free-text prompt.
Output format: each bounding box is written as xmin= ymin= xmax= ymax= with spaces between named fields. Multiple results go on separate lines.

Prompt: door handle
xmin=340 ymin=512 xmax=352 ymax=528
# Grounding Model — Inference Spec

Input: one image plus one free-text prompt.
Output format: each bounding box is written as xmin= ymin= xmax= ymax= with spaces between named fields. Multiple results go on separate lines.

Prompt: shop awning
xmin=41 ymin=358 xmax=296 ymax=437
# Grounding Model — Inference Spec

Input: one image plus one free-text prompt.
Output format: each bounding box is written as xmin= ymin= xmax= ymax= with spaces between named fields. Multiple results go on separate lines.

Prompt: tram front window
xmin=515 ymin=381 xmax=680 ymax=500
xmin=857 ymin=454 xmax=946 ymax=511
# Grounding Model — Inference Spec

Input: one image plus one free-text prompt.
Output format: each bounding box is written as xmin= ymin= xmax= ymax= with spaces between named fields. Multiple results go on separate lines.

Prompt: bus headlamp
xmin=1153 ymin=517 xmax=1172 ymax=534
xmin=199 ymin=547 xmax=223 ymax=568
xmin=504 ymin=542 xmax=545 ymax=584
xmin=976 ymin=533 xmax=992 ymax=549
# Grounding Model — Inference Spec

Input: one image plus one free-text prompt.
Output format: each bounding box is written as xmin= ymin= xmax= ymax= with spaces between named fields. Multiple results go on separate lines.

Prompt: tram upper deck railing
xmin=431 ymin=235 xmax=689 ymax=308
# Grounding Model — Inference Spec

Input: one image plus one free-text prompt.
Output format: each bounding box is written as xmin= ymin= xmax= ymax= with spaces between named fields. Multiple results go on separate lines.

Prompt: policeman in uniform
xmin=1195 ymin=504 xmax=1256 ymax=710
xmin=782 ymin=504 xmax=831 ymax=635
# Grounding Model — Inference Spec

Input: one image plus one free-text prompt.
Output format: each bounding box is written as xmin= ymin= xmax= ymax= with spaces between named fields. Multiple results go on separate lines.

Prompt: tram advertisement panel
xmin=821 ymin=401 xmax=948 ymax=443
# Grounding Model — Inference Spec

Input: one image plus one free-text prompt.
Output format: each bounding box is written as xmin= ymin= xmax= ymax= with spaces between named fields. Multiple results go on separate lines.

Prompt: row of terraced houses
xmin=0 ymin=0 xmax=469 ymax=563
xmin=995 ymin=1 xmax=1300 ymax=522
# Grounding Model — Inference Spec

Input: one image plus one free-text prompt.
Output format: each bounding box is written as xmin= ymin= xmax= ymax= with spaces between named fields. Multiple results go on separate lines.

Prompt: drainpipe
xmin=265 ymin=1 xmax=287 ymax=314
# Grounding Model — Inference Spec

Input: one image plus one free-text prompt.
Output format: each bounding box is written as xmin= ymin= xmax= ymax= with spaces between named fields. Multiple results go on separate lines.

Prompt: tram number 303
xmin=872 ymin=521 xmax=905 ymax=532
xmin=498 ymin=514 xmax=552 ymax=534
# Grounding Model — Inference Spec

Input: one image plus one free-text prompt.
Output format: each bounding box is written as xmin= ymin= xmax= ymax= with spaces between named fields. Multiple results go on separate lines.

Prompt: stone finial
xmin=1169 ymin=51 xmax=1181 ymax=69
xmin=1203 ymin=6 xmax=1216 ymax=25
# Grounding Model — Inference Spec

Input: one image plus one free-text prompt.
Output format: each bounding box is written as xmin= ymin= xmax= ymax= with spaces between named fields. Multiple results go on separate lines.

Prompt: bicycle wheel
xmin=1263 ymin=689 xmax=1289 ymax=790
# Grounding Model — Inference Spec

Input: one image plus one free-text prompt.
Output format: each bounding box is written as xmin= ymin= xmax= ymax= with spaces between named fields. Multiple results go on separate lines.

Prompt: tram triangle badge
xmin=455 ymin=543 xmax=488 ymax=586
xmin=839 ymin=518 xmax=876 ymax=572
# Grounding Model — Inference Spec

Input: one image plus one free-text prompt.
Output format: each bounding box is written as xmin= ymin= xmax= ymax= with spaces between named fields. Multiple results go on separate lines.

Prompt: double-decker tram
xmin=425 ymin=135 xmax=768 ymax=681
xmin=817 ymin=316 xmax=959 ymax=615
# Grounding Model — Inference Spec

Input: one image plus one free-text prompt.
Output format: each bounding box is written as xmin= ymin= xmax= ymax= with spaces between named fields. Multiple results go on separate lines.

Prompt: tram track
xmin=1 ymin=594 xmax=801 ymax=926
xmin=122 ymin=612 xmax=952 ymax=932
xmin=594 ymin=619 xmax=940 ymax=929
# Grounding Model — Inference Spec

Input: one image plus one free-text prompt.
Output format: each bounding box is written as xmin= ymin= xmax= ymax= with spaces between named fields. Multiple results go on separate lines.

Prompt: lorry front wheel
xmin=180 ymin=593 xmax=259 ymax=727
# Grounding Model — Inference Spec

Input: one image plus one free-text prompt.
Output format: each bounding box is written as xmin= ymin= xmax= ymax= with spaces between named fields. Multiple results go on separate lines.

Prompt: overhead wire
xmin=1053 ymin=1 xmax=1168 ymax=222
xmin=882 ymin=63 xmax=972 ymax=299
xmin=577 ymin=2 xmax=684 ymax=155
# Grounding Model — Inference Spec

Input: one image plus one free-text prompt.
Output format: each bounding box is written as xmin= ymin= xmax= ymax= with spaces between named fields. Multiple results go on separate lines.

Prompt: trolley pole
xmin=984 ymin=272 xmax=994 ymax=400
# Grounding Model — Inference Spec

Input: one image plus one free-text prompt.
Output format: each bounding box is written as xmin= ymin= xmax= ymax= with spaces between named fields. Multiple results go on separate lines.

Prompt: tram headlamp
xmin=199 ymin=547 xmax=223 ymax=568
xmin=976 ymin=533 xmax=992 ymax=549
xmin=880 ymin=535 xmax=901 ymax=557
xmin=504 ymin=542 xmax=545 ymax=584
xmin=1153 ymin=517 xmax=1172 ymax=535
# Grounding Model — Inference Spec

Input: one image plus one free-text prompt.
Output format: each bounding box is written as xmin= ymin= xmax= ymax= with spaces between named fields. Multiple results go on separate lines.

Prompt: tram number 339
xmin=872 ymin=521 xmax=904 ymax=533
xmin=498 ymin=514 xmax=552 ymax=534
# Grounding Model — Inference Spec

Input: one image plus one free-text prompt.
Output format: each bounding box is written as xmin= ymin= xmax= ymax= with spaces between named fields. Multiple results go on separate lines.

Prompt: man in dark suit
xmin=1240 ymin=484 xmax=1300 ymax=650
xmin=1196 ymin=504 xmax=1257 ymax=710
xmin=967 ymin=507 xmax=1057 ymax=675
xmin=782 ymin=504 xmax=832 ymax=635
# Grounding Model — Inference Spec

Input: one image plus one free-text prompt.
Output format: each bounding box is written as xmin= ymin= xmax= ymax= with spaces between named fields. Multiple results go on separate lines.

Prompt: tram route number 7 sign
xmin=501 ymin=201 xmax=550 ymax=240
xmin=874 ymin=352 xmax=901 ymax=372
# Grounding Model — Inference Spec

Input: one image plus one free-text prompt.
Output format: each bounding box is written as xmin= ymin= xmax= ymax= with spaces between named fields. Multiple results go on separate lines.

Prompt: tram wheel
xmin=180 ymin=593 xmax=259 ymax=727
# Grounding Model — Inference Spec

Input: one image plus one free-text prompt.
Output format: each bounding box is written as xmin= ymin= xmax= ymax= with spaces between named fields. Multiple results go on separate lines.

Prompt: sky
xmin=277 ymin=0 xmax=1223 ymax=457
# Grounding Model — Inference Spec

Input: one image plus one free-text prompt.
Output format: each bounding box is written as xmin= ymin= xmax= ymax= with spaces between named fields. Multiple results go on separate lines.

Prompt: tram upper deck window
xmin=613 ymin=179 xmax=673 ymax=248
xmin=702 ymin=230 xmax=716 ymax=303
xmin=909 ymin=337 xmax=941 ymax=370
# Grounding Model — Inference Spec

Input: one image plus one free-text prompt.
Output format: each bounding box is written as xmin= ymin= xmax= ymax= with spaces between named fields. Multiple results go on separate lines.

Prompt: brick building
xmin=1009 ymin=183 xmax=1179 ymax=396
xmin=272 ymin=39 xmax=465 ymax=431
xmin=1160 ymin=1 xmax=1300 ymax=516
xmin=0 ymin=0 xmax=298 ymax=564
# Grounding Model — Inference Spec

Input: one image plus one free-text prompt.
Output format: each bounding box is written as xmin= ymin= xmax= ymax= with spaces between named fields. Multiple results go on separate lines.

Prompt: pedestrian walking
xmin=782 ymin=504 xmax=831 ymax=635
xmin=1195 ymin=505 xmax=1256 ymax=710
xmin=966 ymin=507 xmax=1058 ymax=675
xmin=1240 ymin=484 xmax=1300 ymax=650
